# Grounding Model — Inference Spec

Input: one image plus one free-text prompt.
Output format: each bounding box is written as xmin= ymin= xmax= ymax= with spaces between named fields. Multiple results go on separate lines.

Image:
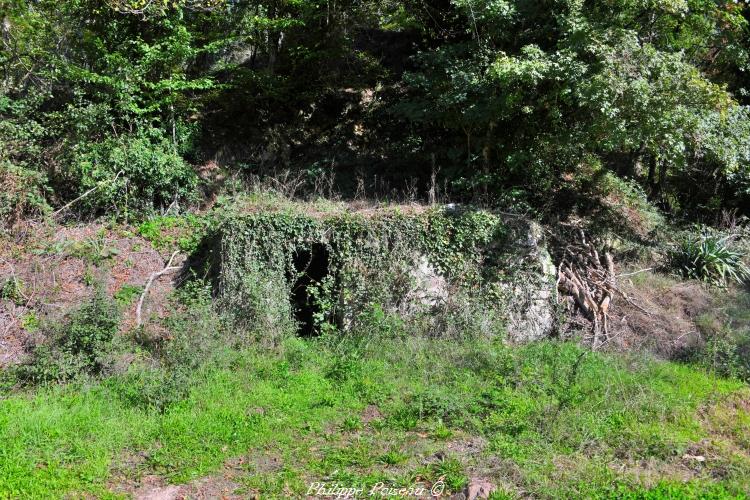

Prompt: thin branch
xmin=136 ymin=251 xmax=180 ymax=327
xmin=616 ymin=268 xmax=653 ymax=278
xmin=49 ymin=170 xmax=124 ymax=219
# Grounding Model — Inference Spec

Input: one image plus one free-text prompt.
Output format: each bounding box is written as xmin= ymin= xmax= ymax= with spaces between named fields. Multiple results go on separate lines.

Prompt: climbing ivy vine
xmin=212 ymin=206 xmax=527 ymax=340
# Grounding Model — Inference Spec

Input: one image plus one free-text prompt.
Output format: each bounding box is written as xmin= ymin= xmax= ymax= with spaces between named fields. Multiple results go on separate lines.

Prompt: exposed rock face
xmin=404 ymin=255 xmax=450 ymax=310
xmin=500 ymin=219 xmax=557 ymax=342
xmin=398 ymin=221 xmax=556 ymax=342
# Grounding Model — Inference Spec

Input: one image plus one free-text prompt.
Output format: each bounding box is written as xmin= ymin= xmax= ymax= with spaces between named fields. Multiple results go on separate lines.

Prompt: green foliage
xmin=356 ymin=303 xmax=405 ymax=339
xmin=0 ymin=277 xmax=25 ymax=305
xmin=423 ymin=457 xmax=468 ymax=493
xmin=593 ymin=170 xmax=665 ymax=229
xmin=113 ymin=284 xmax=143 ymax=306
xmin=702 ymin=331 xmax=748 ymax=380
xmin=1 ymin=0 xmax=212 ymax=217
xmin=17 ymin=289 xmax=120 ymax=383
xmin=116 ymin=278 xmax=226 ymax=411
xmin=682 ymin=291 xmax=750 ymax=382
xmin=106 ymin=0 xmax=224 ymax=16
xmin=671 ymin=231 xmax=750 ymax=286
xmin=217 ymin=207 xmax=511 ymax=338
xmin=610 ymin=481 xmax=743 ymax=499
xmin=395 ymin=0 xmax=750 ymax=213
xmin=67 ymin=229 xmax=120 ymax=265
xmin=0 ymin=161 xmax=50 ymax=229
xmin=19 ymin=312 xmax=40 ymax=332
xmin=3 ymin=0 xmax=750 ymax=221
xmin=72 ymin=132 xmax=198 ymax=215
xmin=137 ymin=214 xmax=207 ymax=252
xmin=3 ymin=334 xmax=747 ymax=497
xmin=421 ymin=209 xmax=505 ymax=279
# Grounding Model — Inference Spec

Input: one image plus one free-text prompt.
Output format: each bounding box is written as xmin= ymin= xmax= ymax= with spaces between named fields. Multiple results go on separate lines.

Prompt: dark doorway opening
xmin=290 ymin=243 xmax=330 ymax=336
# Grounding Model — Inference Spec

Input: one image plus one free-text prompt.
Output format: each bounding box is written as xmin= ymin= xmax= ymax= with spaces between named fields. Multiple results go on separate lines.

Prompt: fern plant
xmin=673 ymin=232 xmax=750 ymax=286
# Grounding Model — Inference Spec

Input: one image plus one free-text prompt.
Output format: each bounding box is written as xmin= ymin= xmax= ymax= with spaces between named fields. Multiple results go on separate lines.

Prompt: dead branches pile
xmin=557 ymin=230 xmax=616 ymax=349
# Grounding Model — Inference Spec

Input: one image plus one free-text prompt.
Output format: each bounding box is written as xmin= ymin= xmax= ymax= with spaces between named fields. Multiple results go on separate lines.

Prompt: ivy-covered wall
xmin=214 ymin=206 xmax=556 ymax=342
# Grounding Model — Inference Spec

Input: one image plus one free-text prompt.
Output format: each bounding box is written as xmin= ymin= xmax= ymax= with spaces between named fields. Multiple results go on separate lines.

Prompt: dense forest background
xmin=2 ymin=0 xmax=750 ymax=224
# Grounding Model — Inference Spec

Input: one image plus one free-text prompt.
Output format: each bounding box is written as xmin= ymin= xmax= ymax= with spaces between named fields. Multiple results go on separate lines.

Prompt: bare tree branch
xmin=136 ymin=251 xmax=180 ymax=327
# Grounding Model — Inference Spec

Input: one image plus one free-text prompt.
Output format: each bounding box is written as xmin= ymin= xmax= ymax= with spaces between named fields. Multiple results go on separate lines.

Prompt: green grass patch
xmin=0 ymin=336 xmax=747 ymax=498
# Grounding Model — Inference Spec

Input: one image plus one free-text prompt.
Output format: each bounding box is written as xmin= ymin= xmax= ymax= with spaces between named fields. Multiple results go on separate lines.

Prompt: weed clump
xmin=17 ymin=289 xmax=120 ymax=383
xmin=111 ymin=279 xmax=230 ymax=411
xmin=678 ymin=290 xmax=750 ymax=381
xmin=671 ymin=230 xmax=749 ymax=286
xmin=0 ymin=161 xmax=50 ymax=230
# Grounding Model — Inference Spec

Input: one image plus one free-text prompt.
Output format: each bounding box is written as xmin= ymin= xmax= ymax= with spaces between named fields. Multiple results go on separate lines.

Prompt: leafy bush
xmin=682 ymin=292 xmax=750 ymax=381
xmin=137 ymin=214 xmax=207 ymax=253
xmin=0 ymin=277 xmax=25 ymax=305
xmin=18 ymin=290 xmax=120 ymax=383
xmin=113 ymin=284 xmax=143 ymax=306
xmin=671 ymin=231 xmax=750 ymax=286
xmin=72 ymin=131 xmax=197 ymax=216
xmin=701 ymin=332 xmax=750 ymax=381
xmin=595 ymin=171 xmax=665 ymax=234
xmin=109 ymin=363 xmax=196 ymax=413
xmin=0 ymin=161 xmax=50 ymax=228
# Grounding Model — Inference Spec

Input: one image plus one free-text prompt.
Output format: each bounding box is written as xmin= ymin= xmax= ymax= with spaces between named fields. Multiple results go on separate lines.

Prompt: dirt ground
xmin=588 ymin=269 xmax=716 ymax=359
xmin=0 ymin=222 xmax=179 ymax=367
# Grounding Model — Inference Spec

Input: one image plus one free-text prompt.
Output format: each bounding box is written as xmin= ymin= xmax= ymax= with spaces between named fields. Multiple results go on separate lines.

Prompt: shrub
xmin=137 ymin=214 xmax=207 ymax=253
xmin=684 ymin=293 xmax=750 ymax=381
xmin=0 ymin=277 xmax=25 ymax=305
xmin=671 ymin=231 xmax=750 ymax=286
xmin=113 ymin=284 xmax=143 ymax=306
xmin=595 ymin=170 xmax=665 ymax=234
xmin=72 ymin=130 xmax=197 ymax=216
xmin=18 ymin=290 xmax=120 ymax=383
xmin=0 ymin=160 xmax=50 ymax=229
xmin=702 ymin=332 xmax=750 ymax=380
xmin=109 ymin=363 xmax=196 ymax=413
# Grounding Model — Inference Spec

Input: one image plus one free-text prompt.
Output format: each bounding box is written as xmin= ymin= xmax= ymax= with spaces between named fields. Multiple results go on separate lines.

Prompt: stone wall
xmin=213 ymin=206 xmax=556 ymax=342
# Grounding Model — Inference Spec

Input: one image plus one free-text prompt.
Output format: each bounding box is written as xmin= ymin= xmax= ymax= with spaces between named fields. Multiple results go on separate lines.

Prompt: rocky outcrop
xmin=499 ymin=219 xmax=557 ymax=342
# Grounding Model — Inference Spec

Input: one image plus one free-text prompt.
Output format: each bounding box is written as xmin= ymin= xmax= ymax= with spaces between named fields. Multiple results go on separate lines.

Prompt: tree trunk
xmin=481 ymin=121 xmax=496 ymax=200
xmin=657 ymin=159 xmax=668 ymax=196
xmin=647 ymin=155 xmax=658 ymax=200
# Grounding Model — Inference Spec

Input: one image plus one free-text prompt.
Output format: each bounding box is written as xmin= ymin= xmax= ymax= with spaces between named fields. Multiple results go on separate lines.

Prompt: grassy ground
xmin=1 ymin=332 xmax=749 ymax=498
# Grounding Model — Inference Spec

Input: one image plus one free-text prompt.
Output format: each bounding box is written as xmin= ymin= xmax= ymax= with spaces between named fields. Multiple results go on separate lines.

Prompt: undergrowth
xmin=689 ymin=288 xmax=750 ymax=382
xmin=15 ymin=288 xmax=121 ymax=383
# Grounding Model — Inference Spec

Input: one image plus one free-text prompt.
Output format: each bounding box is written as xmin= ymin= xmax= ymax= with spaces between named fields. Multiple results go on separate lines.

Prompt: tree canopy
xmin=1 ymin=0 xmax=749 ymax=219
